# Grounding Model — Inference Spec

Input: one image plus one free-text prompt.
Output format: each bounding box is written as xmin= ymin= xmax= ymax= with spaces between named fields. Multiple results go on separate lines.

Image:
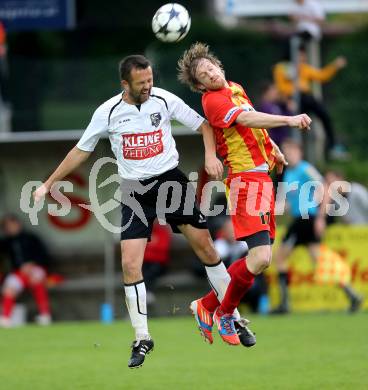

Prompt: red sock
xmin=31 ymin=283 xmax=50 ymax=314
xmin=2 ymin=295 xmax=15 ymax=318
xmin=201 ymin=286 xmax=221 ymax=313
xmin=217 ymin=258 xmax=255 ymax=316
xmin=201 ymin=258 xmax=246 ymax=312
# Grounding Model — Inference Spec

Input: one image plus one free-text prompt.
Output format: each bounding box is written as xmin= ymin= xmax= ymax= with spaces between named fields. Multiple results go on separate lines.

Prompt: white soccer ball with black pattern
xmin=152 ymin=3 xmax=191 ymax=43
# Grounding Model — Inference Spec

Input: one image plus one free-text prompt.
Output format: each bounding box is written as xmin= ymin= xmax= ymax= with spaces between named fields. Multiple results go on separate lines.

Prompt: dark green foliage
xmin=324 ymin=28 xmax=368 ymax=159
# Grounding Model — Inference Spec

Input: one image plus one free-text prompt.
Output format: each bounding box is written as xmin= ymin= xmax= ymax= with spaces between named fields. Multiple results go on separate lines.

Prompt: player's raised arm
xmin=236 ymin=111 xmax=312 ymax=131
xmin=197 ymin=121 xmax=223 ymax=180
xmin=33 ymin=94 xmax=110 ymax=202
xmin=33 ymin=146 xmax=91 ymax=202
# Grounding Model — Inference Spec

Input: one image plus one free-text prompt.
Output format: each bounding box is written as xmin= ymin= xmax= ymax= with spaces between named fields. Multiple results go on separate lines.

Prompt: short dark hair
xmin=119 ymin=55 xmax=151 ymax=82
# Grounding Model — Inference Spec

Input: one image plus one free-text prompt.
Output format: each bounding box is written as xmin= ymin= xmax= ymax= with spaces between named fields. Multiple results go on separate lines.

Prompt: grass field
xmin=1 ymin=313 xmax=367 ymax=390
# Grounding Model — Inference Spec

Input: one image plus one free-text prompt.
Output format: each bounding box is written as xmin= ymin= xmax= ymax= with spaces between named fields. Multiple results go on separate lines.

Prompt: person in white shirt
xmin=290 ymin=0 xmax=325 ymax=41
xmin=32 ymin=54 xmax=249 ymax=368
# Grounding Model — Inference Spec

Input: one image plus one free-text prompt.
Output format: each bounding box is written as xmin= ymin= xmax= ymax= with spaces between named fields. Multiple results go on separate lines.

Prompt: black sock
xmin=278 ymin=272 xmax=289 ymax=308
xmin=341 ymin=284 xmax=358 ymax=301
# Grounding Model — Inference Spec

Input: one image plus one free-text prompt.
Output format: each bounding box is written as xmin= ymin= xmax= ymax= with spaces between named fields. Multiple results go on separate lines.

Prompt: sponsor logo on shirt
xmin=122 ymin=130 xmax=163 ymax=160
xmin=223 ymin=107 xmax=241 ymax=123
xmin=150 ymin=112 xmax=161 ymax=127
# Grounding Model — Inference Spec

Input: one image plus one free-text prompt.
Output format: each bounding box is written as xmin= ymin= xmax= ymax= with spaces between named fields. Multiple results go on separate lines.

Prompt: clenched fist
xmin=287 ymin=114 xmax=312 ymax=130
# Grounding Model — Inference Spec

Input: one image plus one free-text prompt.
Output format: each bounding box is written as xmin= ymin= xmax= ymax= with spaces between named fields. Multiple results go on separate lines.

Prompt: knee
xmin=256 ymin=256 xmax=271 ymax=273
xmin=2 ymin=287 xmax=17 ymax=298
xmin=121 ymin=255 xmax=141 ymax=280
xmin=3 ymin=274 xmax=22 ymax=297
xmin=28 ymin=267 xmax=46 ymax=286
xmin=248 ymin=246 xmax=272 ymax=274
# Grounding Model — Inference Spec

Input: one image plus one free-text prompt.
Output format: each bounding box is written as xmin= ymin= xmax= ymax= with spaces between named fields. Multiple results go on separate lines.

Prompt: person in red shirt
xmin=0 ymin=215 xmax=52 ymax=328
xmin=0 ymin=22 xmax=8 ymax=103
xmin=0 ymin=22 xmax=6 ymax=52
xmin=178 ymin=42 xmax=311 ymax=345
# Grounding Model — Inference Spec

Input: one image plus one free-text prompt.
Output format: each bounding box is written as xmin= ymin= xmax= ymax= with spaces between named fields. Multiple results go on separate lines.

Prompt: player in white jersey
xmin=33 ymin=55 xmax=247 ymax=368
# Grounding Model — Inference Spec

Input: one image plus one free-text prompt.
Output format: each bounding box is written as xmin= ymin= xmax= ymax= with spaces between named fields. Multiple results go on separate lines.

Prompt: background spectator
xmin=257 ymin=81 xmax=292 ymax=147
xmin=0 ymin=214 xmax=52 ymax=327
xmin=273 ymin=45 xmax=347 ymax=158
xmin=290 ymin=0 xmax=325 ymax=42
xmin=272 ymin=139 xmax=362 ymax=314
xmin=0 ymin=21 xmax=8 ymax=104
xmin=325 ymin=169 xmax=368 ymax=225
xmin=213 ymin=217 xmax=248 ymax=268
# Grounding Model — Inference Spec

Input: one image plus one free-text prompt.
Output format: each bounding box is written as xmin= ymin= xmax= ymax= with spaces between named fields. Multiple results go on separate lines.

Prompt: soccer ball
xmin=152 ymin=3 xmax=191 ymax=43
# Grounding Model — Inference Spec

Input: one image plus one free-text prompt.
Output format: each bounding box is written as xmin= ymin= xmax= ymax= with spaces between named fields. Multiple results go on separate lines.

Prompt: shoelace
xmin=221 ymin=315 xmax=236 ymax=335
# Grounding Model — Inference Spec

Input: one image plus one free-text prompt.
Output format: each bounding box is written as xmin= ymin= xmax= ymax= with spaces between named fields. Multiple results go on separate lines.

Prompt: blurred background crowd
xmin=0 ymin=0 xmax=368 ymax=326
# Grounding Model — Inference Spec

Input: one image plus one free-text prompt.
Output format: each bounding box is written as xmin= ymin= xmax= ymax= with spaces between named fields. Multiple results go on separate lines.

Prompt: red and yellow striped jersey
xmin=202 ymin=82 xmax=275 ymax=173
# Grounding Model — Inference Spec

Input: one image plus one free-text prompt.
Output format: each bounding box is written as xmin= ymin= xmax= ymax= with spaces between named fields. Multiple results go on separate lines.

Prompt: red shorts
xmin=225 ymin=172 xmax=275 ymax=241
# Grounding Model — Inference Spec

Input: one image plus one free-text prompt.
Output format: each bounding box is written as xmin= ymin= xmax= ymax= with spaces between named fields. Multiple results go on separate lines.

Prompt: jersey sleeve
xmin=76 ymin=104 xmax=109 ymax=152
xmin=202 ymin=92 xmax=243 ymax=129
xmin=161 ymin=89 xmax=204 ymax=131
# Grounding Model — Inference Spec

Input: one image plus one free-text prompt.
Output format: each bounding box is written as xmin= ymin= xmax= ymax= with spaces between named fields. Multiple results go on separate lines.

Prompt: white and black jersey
xmin=77 ymin=87 xmax=204 ymax=180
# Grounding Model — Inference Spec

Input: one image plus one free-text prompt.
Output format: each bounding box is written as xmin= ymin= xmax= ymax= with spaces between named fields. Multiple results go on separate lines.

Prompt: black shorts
xmin=282 ymin=216 xmax=321 ymax=248
xmin=240 ymin=230 xmax=275 ymax=251
xmin=120 ymin=167 xmax=207 ymax=240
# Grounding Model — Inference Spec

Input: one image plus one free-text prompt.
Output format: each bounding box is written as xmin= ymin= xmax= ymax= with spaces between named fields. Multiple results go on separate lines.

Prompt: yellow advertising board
xmin=268 ymin=225 xmax=368 ymax=311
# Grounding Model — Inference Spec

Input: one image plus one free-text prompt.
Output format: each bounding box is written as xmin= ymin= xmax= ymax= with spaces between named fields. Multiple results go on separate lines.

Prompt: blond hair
xmin=177 ymin=42 xmax=223 ymax=93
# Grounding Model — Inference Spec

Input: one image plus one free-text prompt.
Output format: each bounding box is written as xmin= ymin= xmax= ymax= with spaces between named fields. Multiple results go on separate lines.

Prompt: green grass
xmin=1 ymin=313 xmax=367 ymax=390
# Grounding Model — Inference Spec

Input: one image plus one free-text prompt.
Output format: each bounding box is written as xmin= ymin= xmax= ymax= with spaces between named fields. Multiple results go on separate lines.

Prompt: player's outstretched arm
xmin=236 ymin=111 xmax=311 ymax=130
xmin=198 ymin=121 xmax=223 ymax=180
xmin=33 ymin=146 xmax=91 ymax=202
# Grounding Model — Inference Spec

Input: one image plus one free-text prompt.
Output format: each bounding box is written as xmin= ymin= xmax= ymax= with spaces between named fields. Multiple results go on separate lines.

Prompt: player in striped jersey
xmin=178 ymin=42 xmax=312 ymax=345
